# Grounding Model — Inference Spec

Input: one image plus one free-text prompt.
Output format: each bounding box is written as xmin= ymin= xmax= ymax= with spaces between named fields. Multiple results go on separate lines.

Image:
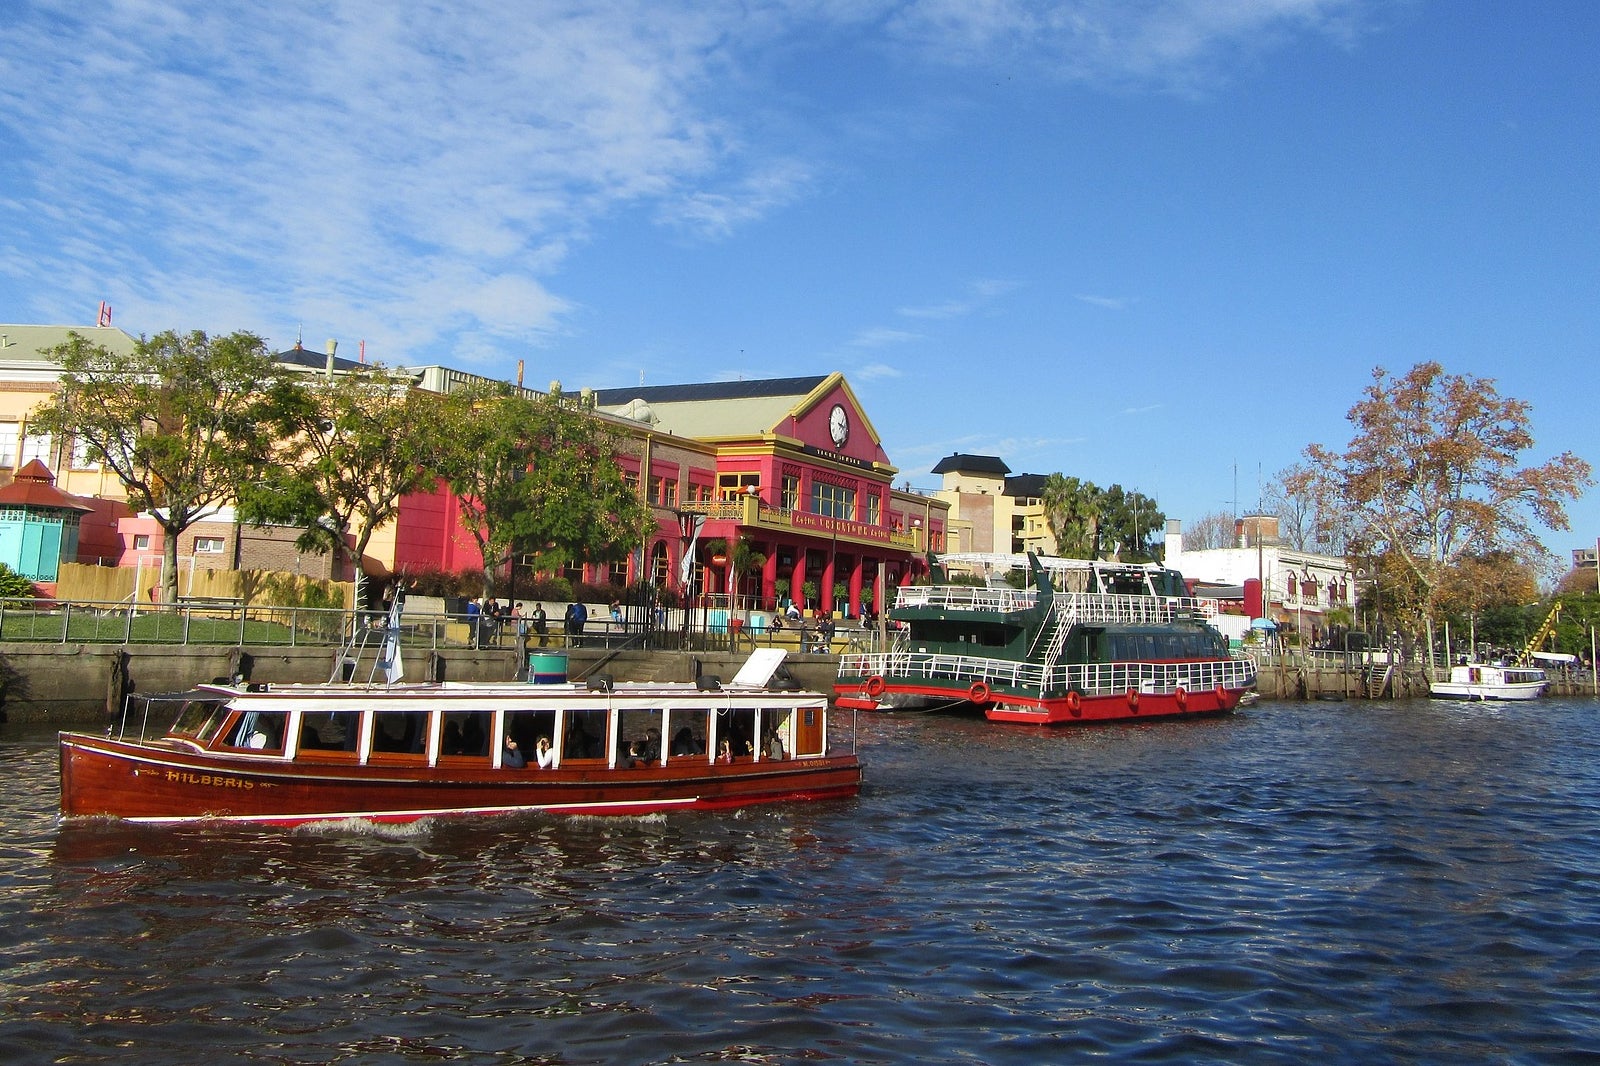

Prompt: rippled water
xmin=5 ymin=697 xmax=1600 ymax=1064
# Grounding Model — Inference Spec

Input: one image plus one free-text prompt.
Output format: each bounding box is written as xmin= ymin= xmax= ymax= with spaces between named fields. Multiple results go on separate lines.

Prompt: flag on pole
xmin=678 ymin=514 xmax=706 ymax=587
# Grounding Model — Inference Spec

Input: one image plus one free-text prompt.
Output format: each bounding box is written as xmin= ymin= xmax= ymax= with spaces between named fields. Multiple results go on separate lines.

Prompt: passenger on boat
xmin=534 ymin=736 xmax=556 ymax=769
xmin=765 ymin=728 xmax=786 ymax=761
xmin=669 ymin=726 xmax=703 ymax=756
xmin=717 ymin=738 xmax=733 ymax=764
xmin=502 ymin=735 xmax=526 ymax=769
xmin=624 ymin=740 xmax=647 ymax=768
xmin=640 ymin=727 xmax=662 ymax=762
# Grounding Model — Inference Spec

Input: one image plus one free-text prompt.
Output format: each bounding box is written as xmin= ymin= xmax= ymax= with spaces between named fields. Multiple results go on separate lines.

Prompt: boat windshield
xmin=171 ymin=698 xmax=229 ymax=744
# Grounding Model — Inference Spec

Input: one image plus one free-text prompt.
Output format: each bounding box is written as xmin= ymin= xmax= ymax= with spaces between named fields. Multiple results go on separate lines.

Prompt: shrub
xmin=0 ymin=564 xmax=38 ymax=598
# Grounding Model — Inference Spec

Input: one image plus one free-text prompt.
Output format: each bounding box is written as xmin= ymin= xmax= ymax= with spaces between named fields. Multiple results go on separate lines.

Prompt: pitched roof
xmin=275 ymin=343 xmax=367 ymax=374
xmin=931 ymin=453 xmax=1011 ymax=476
xmin=1005 ymin=473 xmax=1050 ymax=498
xmin=592 ymin=375 xmax=832 ymax=437
xmin=0 ymin=324 xmax=140 ymax=364
xmin=0 ymin=460 xmax=93 ymax=512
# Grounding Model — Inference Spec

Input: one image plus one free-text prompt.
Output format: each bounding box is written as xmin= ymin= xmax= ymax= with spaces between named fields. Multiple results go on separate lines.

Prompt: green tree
xmin=1041 ymin=474 xmax=1106 ymax=559
xmin=32 ymin=329 xmax=288 ymax=604
xmin=1096 ymin=484 xmax=1164 ymax=561
xmin=436 ymin=384 xmax=654 ymax=600
xmin=1298 ymin=361 xmax=1591 ymax=655
xmin=240 ymin=365 xmax=446 ymax=610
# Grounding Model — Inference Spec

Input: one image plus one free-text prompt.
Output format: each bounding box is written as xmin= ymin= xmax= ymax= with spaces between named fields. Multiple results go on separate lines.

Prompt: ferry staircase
xmin=1028 ymin=601 xmax=1078 ymax=692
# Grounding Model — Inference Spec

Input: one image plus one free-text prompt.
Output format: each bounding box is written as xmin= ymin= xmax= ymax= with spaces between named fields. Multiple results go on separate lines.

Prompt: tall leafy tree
xmin=1096 ymin=484 xmax=1164 ymax=561
xmin=1041 ymin=474 xmax=1105 ymax=559
xmin=240 ymin=365 xmax=446 ymax=609
xmin=1297 ymin=361 xmax=1590 ymax=647
xmin=33 ymin=329 xmax=288 ymax=603
xmin=436 ymin=384 xmax=655 ymax=600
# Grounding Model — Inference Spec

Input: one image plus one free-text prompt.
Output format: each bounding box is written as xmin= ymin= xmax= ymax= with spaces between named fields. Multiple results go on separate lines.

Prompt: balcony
xmin=677 ymin=496 xmax=919 ymax=550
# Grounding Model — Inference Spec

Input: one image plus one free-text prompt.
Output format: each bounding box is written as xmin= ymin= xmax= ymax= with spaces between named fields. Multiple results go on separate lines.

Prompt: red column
xmin=762 ymin=544 xmax=779 ymax=609
xmin=848 ymin=556 xmax=864 ymax=618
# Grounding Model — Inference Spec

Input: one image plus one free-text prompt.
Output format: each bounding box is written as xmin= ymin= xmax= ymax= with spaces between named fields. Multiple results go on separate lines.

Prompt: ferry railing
xmin=838 ymin=649 xmax=1257 ymax=698
xmin=892 ymin=586 xmax=1038 ymax=612
xmin=893 ymin=586 xmax=1217 ymax=625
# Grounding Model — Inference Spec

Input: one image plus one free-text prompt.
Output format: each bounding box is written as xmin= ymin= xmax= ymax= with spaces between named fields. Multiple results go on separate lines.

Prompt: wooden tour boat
xmin=836 ymin=552 xmax=1256 ymax=725
xmin=60 ymin=647 xmax=860 ymax=826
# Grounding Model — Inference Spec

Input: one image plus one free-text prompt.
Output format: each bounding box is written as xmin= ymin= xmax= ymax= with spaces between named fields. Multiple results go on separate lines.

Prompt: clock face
xmin=828 ymin=404 xmax=849 ymax=446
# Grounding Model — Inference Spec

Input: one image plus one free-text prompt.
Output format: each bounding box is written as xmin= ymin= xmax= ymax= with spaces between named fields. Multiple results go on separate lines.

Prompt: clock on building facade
xmin=828 ymin=403 xmax=849 ymax=447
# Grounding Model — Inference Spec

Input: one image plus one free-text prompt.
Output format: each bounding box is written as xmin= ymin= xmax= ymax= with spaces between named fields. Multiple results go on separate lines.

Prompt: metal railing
xmin=837 ymin=649 xmax=1257 ymax=697
xmin=0 ymin=597 xmax=780 ymax=651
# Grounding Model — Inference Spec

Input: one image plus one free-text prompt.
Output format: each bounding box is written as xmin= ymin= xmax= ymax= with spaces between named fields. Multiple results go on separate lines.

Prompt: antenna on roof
xmin=97 ymin=301 xmax=112 ymax=327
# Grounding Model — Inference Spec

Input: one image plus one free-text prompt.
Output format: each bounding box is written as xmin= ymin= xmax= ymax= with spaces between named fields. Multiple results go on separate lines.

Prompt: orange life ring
xmin=968 ymin=681 xmax=992 ymax=704
xmin=1214 ymin=684 xmax=1229 ymax=707
xmin=1064 ymin=690 xmax=1082 ymax=712
xmin=1174 ymin=686 xmax=1188 ymax=710
xmin=1126 ymin=688 xmax=1139 ymax=710
xmin=864 ymin=675 xmax=887 ymax=698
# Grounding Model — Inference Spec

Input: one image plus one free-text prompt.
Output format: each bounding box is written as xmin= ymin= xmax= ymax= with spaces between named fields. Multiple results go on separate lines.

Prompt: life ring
xmin=1174 ymin=686 xmax=1188 ymax=711
xmin=968 ymin=681 xmax=992 ymax=704
xmin=1126 ymin=688 xmax=1139 ymax=710
xmin=1214 ymin=684 xmax=1229 ymax=708
xmin=1064 ymin=690 xmax=1082 ymax=713
xmin=864 ymin=675 xmax=887 ymax=698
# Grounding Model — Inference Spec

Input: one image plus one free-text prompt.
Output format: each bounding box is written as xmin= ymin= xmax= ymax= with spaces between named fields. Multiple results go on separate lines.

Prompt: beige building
xmin=930 ymin=454 xmax=1057 ymax=557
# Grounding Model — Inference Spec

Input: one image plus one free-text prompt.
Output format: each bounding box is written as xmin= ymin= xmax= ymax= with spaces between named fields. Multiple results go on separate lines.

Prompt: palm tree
xmin=1042 ymin=474 xmax=1106 ymax=559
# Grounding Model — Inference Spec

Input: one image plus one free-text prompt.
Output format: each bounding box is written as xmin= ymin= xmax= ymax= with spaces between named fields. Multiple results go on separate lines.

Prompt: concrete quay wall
xmin=0 ymin=644 xmax=845 ymax=724
xmin=3 ymin=645 xmax=1592 ymax=724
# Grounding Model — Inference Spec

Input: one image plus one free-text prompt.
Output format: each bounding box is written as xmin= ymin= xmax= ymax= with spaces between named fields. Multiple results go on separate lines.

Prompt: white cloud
xmin=0 ymin=0 xmax=1374 ymax=364
xmin=849 ymin=328 xmax=921 ymax=348
xmin=1075 ymin=293 xmax=1135 ymax=310
xmin=897 ymin=278 xmax=1022 ymax=319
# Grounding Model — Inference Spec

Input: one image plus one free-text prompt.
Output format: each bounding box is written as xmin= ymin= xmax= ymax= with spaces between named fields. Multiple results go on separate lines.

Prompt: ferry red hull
xmin=59 ymin=733 xmax=862 ymax=826
xmin=834 ymin=679 xmax=1243 ymax=724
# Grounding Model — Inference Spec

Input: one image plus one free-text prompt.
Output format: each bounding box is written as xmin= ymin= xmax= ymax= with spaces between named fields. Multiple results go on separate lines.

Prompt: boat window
xmin=441 ymin=711 xmax=492 ymax=757
xmin=172 ymin=699 xmax=228 ymax=742
xmin=760 ymin=709 xmax=793 ymax=760
xmin=371 ymin=711 xmax=428 ymax=754
xmin=617 ymin=709 xmax=664 ymax=764
xmin=222 ymin=710 xmax=288 ymax=753
xmin=506 ymin=710 xmax=556 ymax=756
xmin=562 ymin=708 xmax=608 ymax=760
xmin=300 ymin=711 xmax=361 ymax=752
xmin=666 ymin=708 xmax=709 ymax=759
xmin=716 ymin=708 xmax=756 ymax=758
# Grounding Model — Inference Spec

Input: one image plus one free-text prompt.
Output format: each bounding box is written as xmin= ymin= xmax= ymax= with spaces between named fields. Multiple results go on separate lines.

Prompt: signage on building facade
xmin=791 ymin=509 xmax=893 ymax=545
xmin=799 ymin=444 xmax=871 ymax=471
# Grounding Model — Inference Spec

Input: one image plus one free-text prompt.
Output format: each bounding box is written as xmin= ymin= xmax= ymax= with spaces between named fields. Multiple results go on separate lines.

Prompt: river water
xmin=4 ymin=697 xmax=1600 ymax=1064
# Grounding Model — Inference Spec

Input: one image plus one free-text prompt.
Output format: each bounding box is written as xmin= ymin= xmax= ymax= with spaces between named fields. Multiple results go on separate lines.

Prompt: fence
xmin=0 ymin=597 xmax=877 ymax=655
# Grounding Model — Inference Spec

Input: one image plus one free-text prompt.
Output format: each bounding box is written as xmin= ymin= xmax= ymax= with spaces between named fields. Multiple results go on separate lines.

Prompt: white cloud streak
xmin=0 ymin=0 xmax=1370 ymax=363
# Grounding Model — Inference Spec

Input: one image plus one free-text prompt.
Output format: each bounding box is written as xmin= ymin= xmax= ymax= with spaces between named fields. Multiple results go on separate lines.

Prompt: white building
xmin=1164 ymin=516 xmax=1356 ymax=643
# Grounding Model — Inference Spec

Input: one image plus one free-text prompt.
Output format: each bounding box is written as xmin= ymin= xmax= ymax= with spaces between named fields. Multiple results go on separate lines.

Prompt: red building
xmin=583 ymin=373 xmax=944 ymax=617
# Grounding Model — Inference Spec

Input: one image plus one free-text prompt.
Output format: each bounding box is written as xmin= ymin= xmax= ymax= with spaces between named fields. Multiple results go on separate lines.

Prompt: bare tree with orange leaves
xmin=1292 ymin=362 xmax=1590 ymax=653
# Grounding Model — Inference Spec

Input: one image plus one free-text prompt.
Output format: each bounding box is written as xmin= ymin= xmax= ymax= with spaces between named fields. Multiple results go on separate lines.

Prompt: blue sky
xmin=2 ymin=1 xmax=1596 ymax=569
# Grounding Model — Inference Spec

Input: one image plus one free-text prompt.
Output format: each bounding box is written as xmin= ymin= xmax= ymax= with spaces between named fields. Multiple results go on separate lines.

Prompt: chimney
xmin=325 ymin=338 xmax=337 ymax=379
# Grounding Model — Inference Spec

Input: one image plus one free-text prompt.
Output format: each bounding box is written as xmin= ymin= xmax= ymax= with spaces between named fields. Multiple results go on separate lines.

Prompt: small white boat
xmin=1430 ymin=662 xmax=1548 ymax=702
